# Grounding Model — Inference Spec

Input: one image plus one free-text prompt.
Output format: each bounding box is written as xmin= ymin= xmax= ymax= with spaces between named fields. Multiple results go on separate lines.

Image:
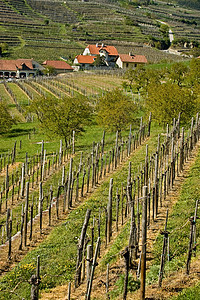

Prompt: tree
xmin=0 ymin=43 xmax=8 ymax=57
xmin=146 ymin=82 xmax=198 ymax=126
xmin=96 ymin=88 xmax=138 ymax=134
xmin=168 ymin=62 xmax=188 ymax=86
xmin=29 ymin=95 xmax=92 ymax=146
xmin=43 ymin=65 xmax=57 ymax=76
xmin=187 ymin=58 xmax=200 ymax=87
xmin=0 ymin=102 xmax=16 ymax=133
xmin=124 ymin=65 xmax=146 ymax=92
xmin=93 ymin=55 xmax=107 ymax=67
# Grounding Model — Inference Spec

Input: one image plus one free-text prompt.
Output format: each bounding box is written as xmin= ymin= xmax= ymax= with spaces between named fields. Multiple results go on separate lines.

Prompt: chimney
xmin=96 ymin=43 xmax=98 ymax=48
xmin=102 ymin=43 xmax=104 ymax=47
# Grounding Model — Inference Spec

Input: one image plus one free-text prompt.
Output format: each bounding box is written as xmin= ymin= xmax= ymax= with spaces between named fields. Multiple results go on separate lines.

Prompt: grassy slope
xmin=0 ymin=123 xmax=161 ymax=300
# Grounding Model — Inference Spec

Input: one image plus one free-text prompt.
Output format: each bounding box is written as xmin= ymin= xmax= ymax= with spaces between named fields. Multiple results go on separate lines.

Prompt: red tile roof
xmin=87 ymin=44 xmax=118 ymax=56
xmin=42 ymin=60 xmax=73 ymax=70
xmin=119 ymin=54 xmax=148 ymax=64
xmin=0 ymin=59 xmax=34 ymax=71
xmin=75 ymin=55 xmax=96 ymax=64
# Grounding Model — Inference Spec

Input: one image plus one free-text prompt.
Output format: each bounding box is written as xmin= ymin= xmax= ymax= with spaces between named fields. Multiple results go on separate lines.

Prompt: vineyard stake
xmin=85 ymin=237 xmax=100 ymax=300
xmin=140 ymin=186 xmax=148 ymax=300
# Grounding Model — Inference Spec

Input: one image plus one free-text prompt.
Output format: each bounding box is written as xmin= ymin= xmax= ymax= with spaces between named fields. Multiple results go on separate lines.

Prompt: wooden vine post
xmin=24 ymin=182 xmax=29 ymax=247
xmin=107 ymin=178 xmax=113 ymax=243
xmin=186 ymin=216 xmax=196 ymax=275
xmin=75 ymin=209 xmax=91 ymax=288
xmin=85 ymin=237 xmax=101 ymax=300
xmin=67 ymin=282 xmax=71 ymax=300
xmin=158 ymin=209 xmax=169 ymax=287
xmin=122 ymin=246 xmax=129 ymax=300
xmin=140 ymin=186 xmax=148 ymax=300
xmin=30 ymin=255 xmax=41 ymax=300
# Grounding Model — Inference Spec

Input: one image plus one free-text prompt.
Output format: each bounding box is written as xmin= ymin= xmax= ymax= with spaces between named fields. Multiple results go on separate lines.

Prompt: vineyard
xmin=0 ymin=71 xmax=199 ymax=300
xmin=0 ymin=0 xmax=199 ymax=63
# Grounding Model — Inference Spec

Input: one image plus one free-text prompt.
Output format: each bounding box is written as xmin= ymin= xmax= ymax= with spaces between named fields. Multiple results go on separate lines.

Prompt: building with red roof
xmin=0 ymin=59 xmax=44 ymax=78
xmin=42 ymin=60 xmax=73 ymax=74
xmin=73 ymin=55 xmax=96 ymax=70
xmin=116 ymin=53 xmax=148 ymax=69
xmin=82 ymin=43 xmax=119 ymax=67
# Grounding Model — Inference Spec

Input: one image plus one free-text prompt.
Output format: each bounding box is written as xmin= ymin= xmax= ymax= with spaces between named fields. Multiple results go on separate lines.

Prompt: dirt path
xmin=40 ymin=141 xmax=200 ymax=300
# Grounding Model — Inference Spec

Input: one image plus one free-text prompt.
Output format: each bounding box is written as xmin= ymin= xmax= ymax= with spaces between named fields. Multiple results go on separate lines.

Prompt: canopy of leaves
xmin=146 ymin=82 xmax=199 ymax=125
xmin=93 ymin=55 xmax=107 ymax=67
xmin=96 ymin=88 xmax=138 ymax=133
xmin=123 ymin=65 xmax=163 ymax=92
xmin=123 ymin=65 xmax=146 ymax=92
xmin=0 ymin=102 xmax=16 ymax=133
xmin=29 ymin=95 xmax=92 ymax=145
xmin=168 ymin=62 xmax=188 ymax=86
xmin=43 ymin=65 xmax=57 ymax=76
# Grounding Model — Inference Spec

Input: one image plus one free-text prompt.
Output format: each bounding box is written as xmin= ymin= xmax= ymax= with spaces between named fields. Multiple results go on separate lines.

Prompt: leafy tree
xmin=124 ymin=65 xmax=146 ymax=92
xmin=168 ymin=62 xmax=188 ymax=86
xmin=96 ymin=88 xmax=138 ymax=133
xmin=43 ymin=65 xmax=57 ymax=76
xmin=0 ymin=43 xmax=8 ymax=56
xmin=0 ymin=102 xmax=16 ymax=133
xmin=159 ymin=24 xmax=169 ymax=39
xmin=187 ymin=58 xmax=200 ymax=87
xmin=93 ymin=55 xmax=107 ymax=67
xmin=146 ymin=82 xmax=198 ymax=126
xmin=29 ymin=95 xmax=92 ymax=146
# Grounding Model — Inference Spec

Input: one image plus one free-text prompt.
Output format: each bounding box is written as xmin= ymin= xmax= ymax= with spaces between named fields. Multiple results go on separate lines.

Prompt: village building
xmin=42 ymin=60 xmax=73 ymax=74
xmin=116 ymin=53 xmax=148 ymax=69
xmin=73 ymin=54 xmax=96 ymax=70
xmin=0 ymin=59 xmax=44 ymax=78
xmin=82 ymin=44 xmax=119 ymax=67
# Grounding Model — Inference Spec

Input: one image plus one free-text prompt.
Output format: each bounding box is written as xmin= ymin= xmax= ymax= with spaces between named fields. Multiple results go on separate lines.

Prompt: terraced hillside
xmin=0 ymin=0 xmax=199 ymax=63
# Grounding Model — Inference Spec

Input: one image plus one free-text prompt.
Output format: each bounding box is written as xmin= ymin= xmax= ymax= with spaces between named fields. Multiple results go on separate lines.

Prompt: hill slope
xmin=0 ymin=0 xmax=200 ymax=62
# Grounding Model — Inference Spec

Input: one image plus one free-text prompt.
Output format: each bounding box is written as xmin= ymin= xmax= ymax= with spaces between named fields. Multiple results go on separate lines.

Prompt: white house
xmin=116 ymin=53 xmax=148 ymax=69
xmin=83 ymin=44 xmax=119 ymax=67
xmin=73 ymin=54 xmax=96 ymax=70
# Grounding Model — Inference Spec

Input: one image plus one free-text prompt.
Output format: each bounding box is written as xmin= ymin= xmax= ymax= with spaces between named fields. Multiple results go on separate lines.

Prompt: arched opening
xmin=4 ymin=72 xmax=10 ymax=78
xmin=19 ymin=72 xmax=27 ymax=78
xmin=11 ymin=72 xmax=16 ymax=78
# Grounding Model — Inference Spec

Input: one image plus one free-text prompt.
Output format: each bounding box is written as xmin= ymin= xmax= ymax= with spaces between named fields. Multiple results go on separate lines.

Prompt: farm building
xmin=83 ymin=44 xmax=119 ymax=67
xmin=42 ymin=60 xmax=73 ymax=74
xmin=116 ymin=53 xmax=148 ymax=69
xmin=0 ymin=59 xmax=44 ymax=78
xmin=73 ymin=55 xmax=96 ymax=70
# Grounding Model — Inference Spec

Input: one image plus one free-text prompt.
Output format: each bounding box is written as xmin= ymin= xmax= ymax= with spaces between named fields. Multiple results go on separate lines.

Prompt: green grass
xmin=171 ymin=281 xmax=200 ymax=300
